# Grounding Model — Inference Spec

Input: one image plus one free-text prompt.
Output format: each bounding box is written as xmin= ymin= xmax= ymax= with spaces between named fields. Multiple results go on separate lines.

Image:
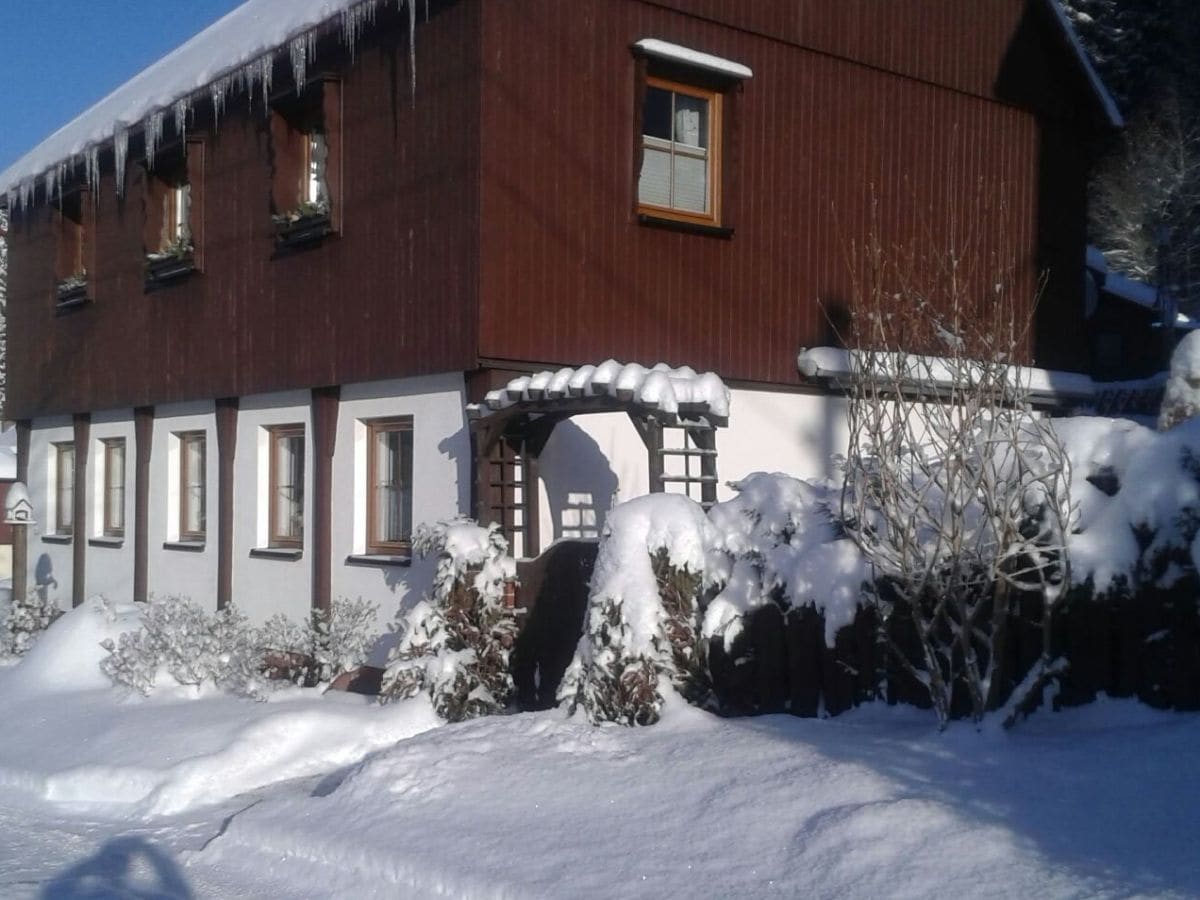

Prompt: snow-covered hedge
xmin=559 ymin=494 xmax=717 ymax=726
xmin=381 ymin=519 xmax=519 ymax=722
xmin=0 ymin=590 xmax=63 ymax=658
xmin=101 ymin=597 xmax=265 ymax=697
xmin=259 ymin=597 xmax=378 ymax=687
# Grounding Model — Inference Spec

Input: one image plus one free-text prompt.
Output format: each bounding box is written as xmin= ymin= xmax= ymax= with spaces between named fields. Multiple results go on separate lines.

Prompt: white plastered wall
xmin=330 ymin=373 xmax=471 ymax=638
xmin=26 ymin=416 xmax=75 ymax=612
xmin=232 ymin=390 xmax=312 ymax=626
xmin=535 ymin=387 xmax=849 ymax=545
xmin=85 ymin=409 xmax=136 ymax=602
xmin=147 ymin=400 xmax=218 ymax=608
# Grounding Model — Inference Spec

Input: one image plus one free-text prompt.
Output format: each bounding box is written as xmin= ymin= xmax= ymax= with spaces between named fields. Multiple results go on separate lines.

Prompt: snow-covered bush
xmin=100 ymin=597 xmax=264 ymax=697
xmin=705 ymin=473 xmax=867 ymax=651
xmin=0 ymin=590 xmax=63 ymax=658
xmin=559 ymin=494 xmax=717 ymax=726
xmin=381 ymin=519 xmax=519 ymax=722
xmin=1159 ymin=331 xmax=1200 ymax=430
xmin=259 ymin=597 xmax=378 ymax=687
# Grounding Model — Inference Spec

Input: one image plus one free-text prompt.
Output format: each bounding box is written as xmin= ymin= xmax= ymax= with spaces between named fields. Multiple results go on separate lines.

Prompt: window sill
xmin=637 ymin=213 xmax=733 ymax=239
xmin=163 ymin=540 xmax=206 ymax=552
xmin=88 ymin=536 xmax=125 ymax=548
xmin=41 ymin=534 xmax=73 ymax=545
xmin=144 ymin=253 xmax=197 ymax=291
xmin=345 ymin=553 xmax=411 ymax=568
xmin=272 ymin=212 xmax=335 ymax=254
xmin=250 ymin=547 xmax=303 ymax=561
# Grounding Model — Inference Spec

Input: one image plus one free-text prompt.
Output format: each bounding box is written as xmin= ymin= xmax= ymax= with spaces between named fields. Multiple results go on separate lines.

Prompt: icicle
xmin=242 ymin=60 xmax=258 ymax=113
xmin=114 ymin=126 xmax=129 ymax=197
xmin=290 ymin=35 xmax=308 ymax=93
xmin=145 ymin=110 xmax=165 ymax=169
xmin=341 ymin=0 xmax=377 ymax=61
xmin=85 ymin=145 xmax=101 ymax=195
xmin=5 ymin=188 xmax=15 ymax=214
xmin=174 ymin=96 xmax=190 ymax=140
xmin=259 ymin=55 xmax=273 ymax=111
xmin=44 ymin=168 xmax=57 ymax=208
xmin=211 ymin=75 xmax=230 ymax=127
xmin=18 ymin=178 xmax=34 ymax=213
xmin=404 ymin=0 xmax=417 ymax=97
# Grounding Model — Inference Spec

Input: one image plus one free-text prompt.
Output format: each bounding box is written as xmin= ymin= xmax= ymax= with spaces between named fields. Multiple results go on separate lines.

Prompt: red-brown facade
xmin=5 ymin=0 xmax=1104 ymax=420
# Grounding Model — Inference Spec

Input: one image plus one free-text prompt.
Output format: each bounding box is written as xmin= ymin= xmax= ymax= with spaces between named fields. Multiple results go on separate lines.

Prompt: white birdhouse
xmin=4 ymin=482 xmax=35 ymax=526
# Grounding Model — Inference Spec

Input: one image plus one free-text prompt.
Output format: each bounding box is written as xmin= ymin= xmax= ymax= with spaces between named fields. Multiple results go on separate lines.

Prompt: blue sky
xmin=0 ymin=1 xmax=245 ymax=171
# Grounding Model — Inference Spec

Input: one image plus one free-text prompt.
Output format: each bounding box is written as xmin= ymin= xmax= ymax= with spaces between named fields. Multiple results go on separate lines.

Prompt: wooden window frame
xmin=636 ymin=76 xmax=723 ymax=227
xmin=268 ymin=424 xmax=305 ymax=549
xmin=270 ymin=79 xmax=341 ymax=245
xmin=53 ymin=442 xmax=75 ymax=536
xmin=54 ymin=189 xmax=93 ymax=306
xmin=366 ymin=417 xmax=413 ymax=556
xmin=102 ymin=438 xmax=126 ymax=538
xmin=178 ymin=431 xmax=206 ymax=542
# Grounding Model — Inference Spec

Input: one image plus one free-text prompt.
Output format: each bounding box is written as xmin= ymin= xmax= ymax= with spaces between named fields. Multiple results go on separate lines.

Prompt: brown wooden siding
xmin=477 ymin=0 xmax=1075 ymax=386
xmin=6 ymin=0 xmax=481 ymax=420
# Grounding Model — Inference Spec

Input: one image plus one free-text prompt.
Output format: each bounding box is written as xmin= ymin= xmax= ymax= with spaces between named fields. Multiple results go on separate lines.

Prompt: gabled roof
xmin=1040 ymin=0 xmax=1123 ymax=128
xmin=1 ymin=0 xmax=417 ymax=209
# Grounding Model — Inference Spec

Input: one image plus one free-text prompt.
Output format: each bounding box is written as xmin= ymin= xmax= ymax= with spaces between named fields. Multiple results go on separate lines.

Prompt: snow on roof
xmin=633 ymin=39 xmax=753 ymax=80
xmin=1041 ymin=0 xmax=1123 ymax=129
xmin=1 ymin=0 xmax=416 ymax=208
xmin=467 ymin=360 xmax=732 ymax=423
xmin=1104 ymin=270 xmax=1159 ymax=310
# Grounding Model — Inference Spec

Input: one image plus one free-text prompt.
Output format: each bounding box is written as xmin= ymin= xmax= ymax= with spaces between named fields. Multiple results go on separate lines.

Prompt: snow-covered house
xmin=0 ymin=0 xmax=1118 ymax=623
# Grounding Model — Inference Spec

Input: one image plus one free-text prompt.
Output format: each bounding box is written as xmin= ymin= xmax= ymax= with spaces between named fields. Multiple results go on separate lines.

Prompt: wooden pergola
xmin=468 ymin=382 xmax=727 ymax=559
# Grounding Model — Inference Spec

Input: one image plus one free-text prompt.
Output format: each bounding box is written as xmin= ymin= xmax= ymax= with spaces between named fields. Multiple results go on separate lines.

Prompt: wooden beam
xmin=133 ymin=407 xmax=154 ymax=602
xmin=215 ymin=398 xmax=239 ymax=611
xmin=12 ymin=420 xmax=30 ymax=606
xmin=311 ymin=386 xmax=340 ymax=614
xmin=72 ymin=413 xmax=90 ymax=608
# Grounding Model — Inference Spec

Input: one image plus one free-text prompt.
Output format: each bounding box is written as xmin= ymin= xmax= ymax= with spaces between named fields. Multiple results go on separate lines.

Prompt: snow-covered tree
xmin=380 ymin=519 xmax=519 ymax=721
xmin=0 ymin=589 xmax=61 ymax=658
xmin=839 ymin=230 xmax=1074 ymax=728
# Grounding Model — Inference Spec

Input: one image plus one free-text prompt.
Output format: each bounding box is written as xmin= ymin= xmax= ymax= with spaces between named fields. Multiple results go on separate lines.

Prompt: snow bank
xmin=1159 ymin=331 xmax=1200 ymax=430
xmin=44 ymin=695 xmax=439 ymax=816
xmin=468 ymin=359 xmax=731 ymax=422
xmin=706 ymin=473 xmax=868 ymax=647
xmin=3 ymin=598 xmax=140 ymax=695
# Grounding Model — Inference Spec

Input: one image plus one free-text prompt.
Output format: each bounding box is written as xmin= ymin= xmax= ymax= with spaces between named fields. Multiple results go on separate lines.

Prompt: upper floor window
xmin=366 ymin=417 xmax=413 ymax=556
xmin=144 ymin=141 xmax=203 ymax=285
xmin=632 ymin=39 xmax=752 ymax=232
xmin=55 ymin=190 xmax=91 ymax=307
xmin=271 ymin=80 xmax=341 ymax=246
xmin=269 ymin=424 xmax=305 ymax=548
xmin=638 ymin=77 xmax=721 ymax=224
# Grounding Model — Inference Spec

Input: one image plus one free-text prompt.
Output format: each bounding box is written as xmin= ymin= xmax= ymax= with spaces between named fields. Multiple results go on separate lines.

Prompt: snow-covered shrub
xmin=380 ymin=519 xmax=519 ymax=721
xmin=559 ymin=494 xmax=717 ymax=726
xmin=0 ymin=590 xmax=62 ymax=658
xmin=259 ymin=597 xmax=379 ymax=687
xmin=705 ymin=473 xmax=867 ymax=651
xmin=100 ymin=597 xmax=264 ymax=697
xmin=1159 ymin=331 xmax=1200 ymax=430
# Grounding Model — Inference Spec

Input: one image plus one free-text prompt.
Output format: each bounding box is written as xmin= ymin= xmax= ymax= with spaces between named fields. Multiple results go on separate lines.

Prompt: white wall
xmin=233 ymin=390 xmax=312 ymax=626
xmin=330 ymin=373 xmax=471 ymax=638
xmin=26 ymin=417 xmax=75 ymax=612
xmin=85 ymin=409 xmax=136 ymax=602
xmin=147 ymin=401 xmax=218 ymax=607
xmin=535 ymin=388 xmax=848 ymax=546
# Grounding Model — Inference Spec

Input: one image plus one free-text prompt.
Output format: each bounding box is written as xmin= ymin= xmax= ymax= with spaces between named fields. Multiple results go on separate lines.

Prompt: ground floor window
xmin=366 ymin=417 xmax=413 ymax=555
xmin=178 ymin=431 xmax=206 ymax=541
xmin=269 ymin=425 xmax=305 ymax=548
xmin=102 ymin=438 xmax=126 ymax=537
xmin=53 ymin=442 xmax=75 ymax=535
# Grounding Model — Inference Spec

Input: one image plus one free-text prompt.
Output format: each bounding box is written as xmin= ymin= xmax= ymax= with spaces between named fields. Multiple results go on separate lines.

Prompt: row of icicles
xmin=5 ymin=0 xmax=420 ymax=214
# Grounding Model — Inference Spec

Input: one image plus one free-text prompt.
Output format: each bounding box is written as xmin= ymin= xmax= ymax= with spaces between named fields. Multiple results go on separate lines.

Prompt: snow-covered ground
xmin=1 ymin=649 xmax=1198 ymax=898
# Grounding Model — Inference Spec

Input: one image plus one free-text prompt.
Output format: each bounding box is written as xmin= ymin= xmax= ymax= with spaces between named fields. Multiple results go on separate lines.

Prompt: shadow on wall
xmin=40 ymin=834 xmax=193 ymax=899
xmin=34 ymin=553 xmax=57 ymax=603
xmin=437 ymin=422 xmax=472 ymax=515
xmin=538 ymin=421 xmax=619 ymax=542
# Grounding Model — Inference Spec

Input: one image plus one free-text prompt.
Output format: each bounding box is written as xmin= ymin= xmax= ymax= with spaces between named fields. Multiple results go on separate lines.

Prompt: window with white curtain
xmin=638 ymin=77 xmax=721 ymax=223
